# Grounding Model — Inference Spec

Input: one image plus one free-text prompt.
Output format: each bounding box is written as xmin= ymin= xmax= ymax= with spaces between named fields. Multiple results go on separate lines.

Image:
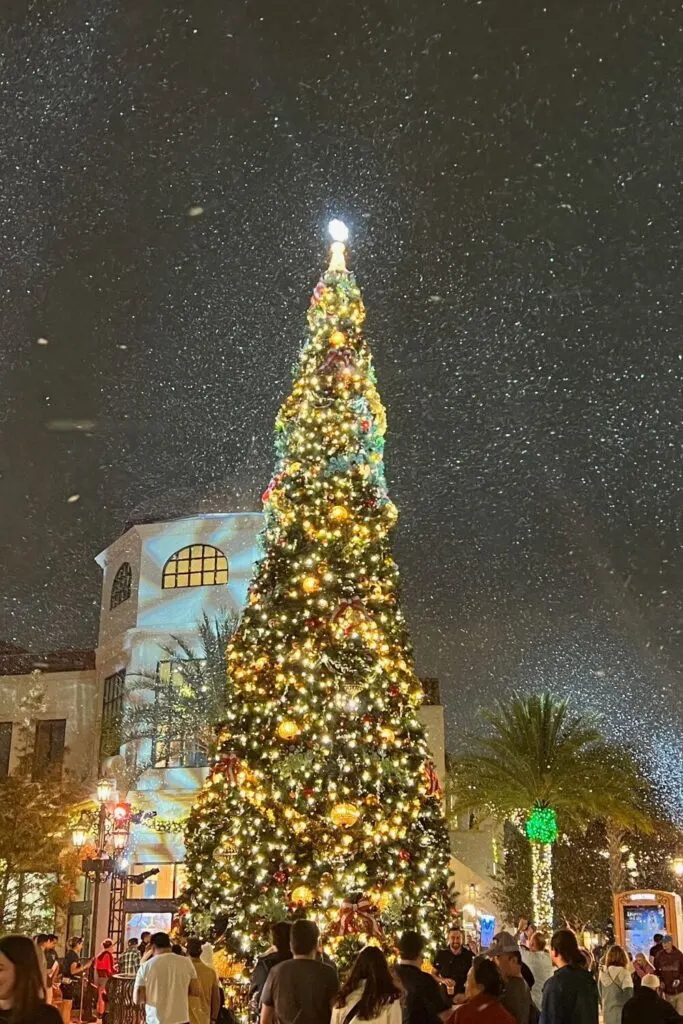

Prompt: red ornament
xmin=305 ymin=616 xmax=323 ymax=629
xmin=303 ymin=786 xmax=314 ymax=798
xmin=399 ymin=849 xmax=411 ymax=862
xmin=361 ymin=418 xmax=371 ymax=432
xmin=389 ymin=685 xmax=400 ymax=698
xmin=273 ymin=869 xmax=288 ymax=885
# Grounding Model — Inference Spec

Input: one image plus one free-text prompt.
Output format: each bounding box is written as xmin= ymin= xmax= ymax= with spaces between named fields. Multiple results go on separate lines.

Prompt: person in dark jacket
xmin=655 ymin=934 xmax=683 ymax=1012
xmin=622 ymin=972 xmax=683 ymax=1023
xmin=540 ymin=930 xmax=598 ymax=1024
xmin=249 ymin=922 xmax=292 ymax=1021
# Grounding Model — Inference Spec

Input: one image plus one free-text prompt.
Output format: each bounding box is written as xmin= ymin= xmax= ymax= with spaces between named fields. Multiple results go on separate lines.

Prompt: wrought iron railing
xmin=104 ymin=976 xmax=143 ymax=1024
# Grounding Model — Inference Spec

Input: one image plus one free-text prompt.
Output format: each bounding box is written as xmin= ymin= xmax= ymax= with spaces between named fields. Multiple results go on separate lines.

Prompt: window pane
xmin=177 ymin=560 xmax=190 ymax=573
xmin=100 ymin=672 xmax=125 ymax=758
xmin=33 ymin=720 xmax=66 ymax=779
xmin=203 ymin=572 xmax=216 ymax=585
xmin=215 ymin=570 xmax=228 ymax=584
xmin=216 ymin=556 xmax=228 ymax=571
xmin=176 ymin=574 xmax=189 ymax=587
xmin=110 ymin=562 xmax=132 ymax=609
xmin=127 ymin=864 xmax=175 ymax=900
xmin=190 ymin=572 xmax=202 ymax=586
xmin=191 ymin=546 xmax=203 ymax=558
xmin=163 ymin=576 xmax=176 ymax=589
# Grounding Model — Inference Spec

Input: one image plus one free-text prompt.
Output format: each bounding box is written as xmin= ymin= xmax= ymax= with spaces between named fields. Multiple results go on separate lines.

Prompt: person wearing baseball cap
xmin=622 ymin=972 xmax=682 ymax=1023
xmin=487 ymin=934 xmax=532 ymax=1024
xmin=654 ymin=934 xmax=683 ymax=1013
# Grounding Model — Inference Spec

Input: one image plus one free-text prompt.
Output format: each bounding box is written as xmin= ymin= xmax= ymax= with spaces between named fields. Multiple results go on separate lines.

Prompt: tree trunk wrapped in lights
xmin=183 ymin=224 xmax=452 ymax=963
xmin=449 ymin=693 xmax=653 ymax=934
xmin=525 ymin=804 xmax=557 ymax=933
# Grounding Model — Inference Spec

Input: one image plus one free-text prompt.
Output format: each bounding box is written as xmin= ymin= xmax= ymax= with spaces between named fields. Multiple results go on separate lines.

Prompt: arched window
xmin=110 ymin=562 xmax=132 ymax=609
xmin=162 ymin=545 xmax=228 ymax=589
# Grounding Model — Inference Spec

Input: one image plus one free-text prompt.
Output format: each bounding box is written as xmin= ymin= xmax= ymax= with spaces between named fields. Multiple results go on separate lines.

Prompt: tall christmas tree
xmin=184 ymin=221 xmax=452 ymax=960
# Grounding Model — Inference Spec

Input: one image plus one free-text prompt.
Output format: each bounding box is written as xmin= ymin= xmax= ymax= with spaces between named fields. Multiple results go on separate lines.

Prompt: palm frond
xmin=449 ymin=692 xmax=651 ymax=834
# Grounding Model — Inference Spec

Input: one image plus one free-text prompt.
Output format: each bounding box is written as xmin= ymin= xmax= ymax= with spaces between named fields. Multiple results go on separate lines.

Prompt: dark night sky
xmin=2 ymin=0 xmax=682 ymax=807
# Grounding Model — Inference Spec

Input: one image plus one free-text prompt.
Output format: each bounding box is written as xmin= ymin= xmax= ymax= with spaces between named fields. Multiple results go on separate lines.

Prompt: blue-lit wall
xmin=96 ymin=512 xmax=264 ymax=867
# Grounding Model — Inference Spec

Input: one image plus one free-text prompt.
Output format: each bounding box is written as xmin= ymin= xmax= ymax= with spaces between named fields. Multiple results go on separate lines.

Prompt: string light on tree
xmin=183 ymin=217 xmax=452 ymax=967
xmin=525 ymin=804 xmax=558 ymax=932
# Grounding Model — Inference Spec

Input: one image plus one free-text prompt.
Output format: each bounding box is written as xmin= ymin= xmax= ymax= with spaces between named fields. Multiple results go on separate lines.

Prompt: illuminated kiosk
xmin=614 ymin=889 xmax=683 ymax=955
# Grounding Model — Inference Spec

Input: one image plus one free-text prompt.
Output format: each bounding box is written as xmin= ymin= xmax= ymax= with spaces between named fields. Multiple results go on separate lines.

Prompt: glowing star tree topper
xmin=183 ymin=221 xmax=453 ymax=966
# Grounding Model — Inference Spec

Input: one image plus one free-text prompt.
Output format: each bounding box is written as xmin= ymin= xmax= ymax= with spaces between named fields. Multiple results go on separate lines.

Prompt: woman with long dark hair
xmin=0 ymin=935 xmax=62 ymax=1024
xmin=331 ymin=947 xmax=402 ymax=1024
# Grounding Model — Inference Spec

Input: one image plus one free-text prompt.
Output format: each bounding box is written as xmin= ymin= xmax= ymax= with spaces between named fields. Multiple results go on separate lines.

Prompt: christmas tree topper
xmin=328 ymin=218 xmax=349 ymax=272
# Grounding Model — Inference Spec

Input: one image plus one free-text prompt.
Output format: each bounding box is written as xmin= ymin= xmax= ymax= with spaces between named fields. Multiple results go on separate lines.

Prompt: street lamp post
xmin=71 ymin=780 xmax=131 ymax=957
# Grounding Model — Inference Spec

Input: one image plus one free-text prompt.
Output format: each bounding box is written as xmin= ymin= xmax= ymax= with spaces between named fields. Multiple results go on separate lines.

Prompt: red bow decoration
xmin=329 ymin=597 xmax=368 ymax=635
xmin=320 ymin=348 xmax=356 ymax=376
xmin=423 ymin=760 xmax=443 ymax=798
xmin=334 ymin=895 xmax=383 ymax=938
xmin=262 ymin=471 xmax=285 ymax=504
xmin=215 ymin=754 xmax=242 ymax=786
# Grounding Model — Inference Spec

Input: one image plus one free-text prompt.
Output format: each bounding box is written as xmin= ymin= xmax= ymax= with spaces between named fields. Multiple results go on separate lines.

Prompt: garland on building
xmin=183 ymin=222 xmax=453 ymax=963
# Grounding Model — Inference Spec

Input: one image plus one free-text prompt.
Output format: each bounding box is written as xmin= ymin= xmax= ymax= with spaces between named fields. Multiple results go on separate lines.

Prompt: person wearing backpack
xmin=598 ymin=945 xmax=633 ymax=1024
xmin=331 ymin=947 xmax=402 ymax=1024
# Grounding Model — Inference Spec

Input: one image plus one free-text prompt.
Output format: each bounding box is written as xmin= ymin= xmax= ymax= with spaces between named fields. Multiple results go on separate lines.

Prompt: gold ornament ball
xmin=291 ymin=884 xmax=314 ymax=905
xmin=330 ymin=801 xmax=361 ymax=827
xmin=278 ymin=719 xmax=301 ymax=741
xmin=329 ymin=504 xmax=350 ymax=523
xmin=330 ymin=330 xmax=346 ymax=348
xmin=365 ymin=794 xmax=380 ymax=806
xmin=302 ymin=575 xmax=320 ymax=594
xmin=320 ymin=872 xmax=334 ymax=886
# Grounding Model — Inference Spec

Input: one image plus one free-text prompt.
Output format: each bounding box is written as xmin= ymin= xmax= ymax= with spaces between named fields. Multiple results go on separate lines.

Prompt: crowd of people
xmin=3 ymin=919 xmax=683 ymax=1024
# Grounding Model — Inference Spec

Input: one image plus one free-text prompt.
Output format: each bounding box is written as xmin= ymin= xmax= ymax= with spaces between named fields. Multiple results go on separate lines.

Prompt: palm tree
xmin=450 ymin=692 xmax=650 ymax=932
xmin=120 ymin=610 xmax=239 ymax=774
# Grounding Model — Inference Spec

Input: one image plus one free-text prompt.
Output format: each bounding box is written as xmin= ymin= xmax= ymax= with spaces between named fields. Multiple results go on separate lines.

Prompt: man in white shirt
xmin=134 ymin=932 xmax=199 ymax=1024
xmin=521 ymin=931 xmax=554 ymax=1009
